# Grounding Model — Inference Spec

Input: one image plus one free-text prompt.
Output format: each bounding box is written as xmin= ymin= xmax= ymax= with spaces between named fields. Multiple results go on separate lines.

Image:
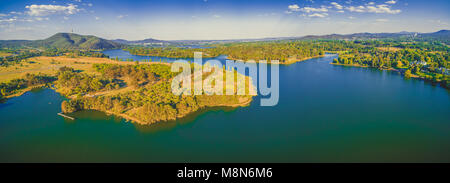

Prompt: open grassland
xmin=0 ymin=56 xmax=169 ymax=82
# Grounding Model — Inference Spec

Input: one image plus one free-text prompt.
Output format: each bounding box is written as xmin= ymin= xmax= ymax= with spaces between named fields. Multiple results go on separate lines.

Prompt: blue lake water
xmin=102 ymin=49 xmax=228 ymax=63
xmin=0 ymin=50 xmax=449 ymax=162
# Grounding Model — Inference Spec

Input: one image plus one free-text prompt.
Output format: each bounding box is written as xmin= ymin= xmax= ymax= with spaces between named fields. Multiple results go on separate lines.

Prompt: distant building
xmin=437 ymin=67 xmax=450 ymax=75
xmin=410 ymin=61 xmax=427 ymax=66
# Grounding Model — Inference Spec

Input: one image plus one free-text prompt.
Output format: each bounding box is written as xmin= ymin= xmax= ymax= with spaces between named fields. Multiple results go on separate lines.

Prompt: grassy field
xmin=0 ymin=56 xmax=169 ymax=82
xmin=0 ymin=52 xmax=12 ymax=57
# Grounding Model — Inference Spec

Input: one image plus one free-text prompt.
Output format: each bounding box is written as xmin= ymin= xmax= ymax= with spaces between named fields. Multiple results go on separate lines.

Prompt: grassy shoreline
xmin=4 ymin=84 xmax=46 ymax=99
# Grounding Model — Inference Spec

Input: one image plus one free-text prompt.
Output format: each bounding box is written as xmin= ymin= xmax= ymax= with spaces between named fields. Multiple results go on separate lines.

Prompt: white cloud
xmin=301 ymin=7 xmax=328 ymax=13
xmin=368 ymin=2 xmax=375 ymax=5
xmin=331 ymin=2 xmax=343 ymax=9
xmin=88 ymin=3 xmax=93 ymax=7
xmin=288 ymin=4 xmax=300 ymax=12
xmin=117 ymin=15 xmax=127 ymax=19
xmin=35 ymin=17 xmax=49 ymax=21
xmin=346 ymin=4 xmax=401 ymax=14
xmin=213 ymin=14 xmax=221 ymax=18
xmin=376 ymin=18 xmax=389 ymax=22
xmin=348 ymin=16 xmax=356 ymax=19
xmin=385 ymin=0 xmax=397 ymax=4
xmin=26 ymin=4 xmax=80 ymax=16
xmin=346 ymin=6 xmax=365 ymax=13
xmin=95 ymin=16 xmax=100 ymax=20
xmin=337 ymin=10 xmax=345 ymax=13
xmin=10 ymin=11 xmax=22 ymax=15
xmin=0 ymin=18 xmax=17 ymax=23
xmin=308 ymin=13 xmax=328 ymax=18
xmin=367 ymin=5 xmax=401 ymax=14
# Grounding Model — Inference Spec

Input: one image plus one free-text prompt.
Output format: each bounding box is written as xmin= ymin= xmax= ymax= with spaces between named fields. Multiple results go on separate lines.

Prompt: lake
xmin=0 ymin=49 xmax=449 ymax=162
xmin=102 ymin=49 xmax=229 ymax=63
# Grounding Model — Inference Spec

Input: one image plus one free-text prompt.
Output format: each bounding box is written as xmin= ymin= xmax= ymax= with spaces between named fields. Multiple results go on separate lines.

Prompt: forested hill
xmin=0 ymin=33 xmax=122 ymax=50
xmin=34 ymin=33 xmax=122 ymax=50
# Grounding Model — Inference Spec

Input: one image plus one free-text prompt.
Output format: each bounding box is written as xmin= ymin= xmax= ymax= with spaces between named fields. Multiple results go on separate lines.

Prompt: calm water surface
xmin=0 ymin=50 xmax=449 ymax=162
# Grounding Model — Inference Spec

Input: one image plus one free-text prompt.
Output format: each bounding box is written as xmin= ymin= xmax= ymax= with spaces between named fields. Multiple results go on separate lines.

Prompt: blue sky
xmin=0 ymin=0 xmax=449 ymax=40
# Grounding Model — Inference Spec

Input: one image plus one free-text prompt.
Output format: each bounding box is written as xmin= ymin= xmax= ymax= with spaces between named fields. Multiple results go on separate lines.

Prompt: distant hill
xmin=0 ymin=40 xmax=32 ymax=48
xmin=0 ymin=33 xmax=122 ymax=50
xmin=416 ymin=30 xmax=450 ymax=42
xmin=111 ymin=38 xmax=170 ymax=45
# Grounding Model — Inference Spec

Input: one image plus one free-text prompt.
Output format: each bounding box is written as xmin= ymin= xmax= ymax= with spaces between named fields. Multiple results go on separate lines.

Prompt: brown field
xmin=0 ymin=56 xmax=169 ymax=82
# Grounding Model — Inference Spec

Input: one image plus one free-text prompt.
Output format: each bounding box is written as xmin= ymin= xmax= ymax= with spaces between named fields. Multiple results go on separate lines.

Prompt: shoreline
xmin=5 ymin=84 xmax=46 ymax=99
xmin=330 ymin=62 xmax=369 ymax=68
xmin=226 ymin=55 xmax=325 ymax=65
xmin=330 ymin=62 xmax=448 ymax=89
xmin=124 ymin=52 xmax=218 ymax=59
xmin=98 ymin=96 xmax=253 ymax=125
xmin=113 ymin=49 xmax=326 ymax=65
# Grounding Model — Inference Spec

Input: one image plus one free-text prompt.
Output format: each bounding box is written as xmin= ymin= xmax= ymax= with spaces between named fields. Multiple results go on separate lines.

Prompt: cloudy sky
xmin=0 ymin=0 xmax=449 ymax=40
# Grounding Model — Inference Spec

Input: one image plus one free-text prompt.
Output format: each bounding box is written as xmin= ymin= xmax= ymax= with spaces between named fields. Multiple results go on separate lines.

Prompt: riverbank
xmin=125 ymin=52 xmax=218 ymax=59
xmin=330 ymin=62 xmax=369 ymax=68
xmin=331 ymin=62 xmax=421 ymax=77
xmin=5 ymin=84 xmax=46 ymax=99
xmin=226 ymin=55 xmax=325 ymax=65
xmin=330 ymin=62 xmax=449 ymax=89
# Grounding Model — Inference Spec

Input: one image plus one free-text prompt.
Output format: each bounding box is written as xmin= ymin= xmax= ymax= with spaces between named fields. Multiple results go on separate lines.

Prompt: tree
xmin=413 ymin=65 xmax=420 ymax=74
xmin=333 ymin=58 xmax=339 ymax=63
xmin=395 ymin=61 xmax=403 ymax=68
xmin=404 ymin=70 xmax=412 ymax=78
xmin=61 ymin=100 xmax=77 ymax=113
